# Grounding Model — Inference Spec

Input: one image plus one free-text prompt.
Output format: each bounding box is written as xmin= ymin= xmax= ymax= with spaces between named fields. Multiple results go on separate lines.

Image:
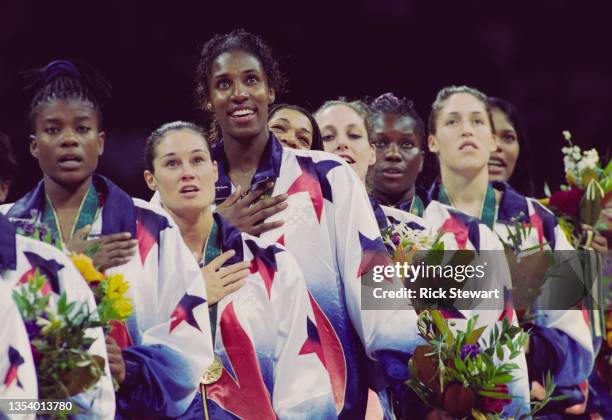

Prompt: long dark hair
xmin=269 ymin=103 xmax=323 ymax=151
xmin=487 ymin=97 xmax=535 ymax=196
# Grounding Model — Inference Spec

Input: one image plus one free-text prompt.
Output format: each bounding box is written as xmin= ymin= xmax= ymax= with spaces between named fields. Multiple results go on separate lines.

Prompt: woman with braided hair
xmin=1 ymin=60 xmax=214 ymax=418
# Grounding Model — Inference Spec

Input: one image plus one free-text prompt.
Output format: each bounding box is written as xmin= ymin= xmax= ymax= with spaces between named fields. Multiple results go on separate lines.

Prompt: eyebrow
xmin=270 ymin=117 xmax=289 ymax=124
xmin=272 ymin=117 xmax=312 ymax=134
xmin=160 ymin=149 xmax=207 ymax=159
xmin=346 ymin=124 xmax=365 ymax=131
xmin=320 ymin=125 xmax=337 ymax=132
xmin=43 ymin=115 xmax=92 ymax=123
xmin=212 ymin=68 xmax=260 ymax=79
xmin=445 ymin=111 xmax=486 ymax=116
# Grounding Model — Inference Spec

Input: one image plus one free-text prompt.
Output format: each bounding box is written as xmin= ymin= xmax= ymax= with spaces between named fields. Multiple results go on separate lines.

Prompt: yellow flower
xmin=566 ymin=172 xmax=578 ymax=188
xmin=112 ymin=298 xmax=133 ymax=319
xmin=39 ymin=317 xmax=61 ymax=336
xmin=558 ymin=219 xmax=574 ymax=244
xmin=105 ymin=274 xmax=129 ymax=300
xmin=70 ymin=253 xmax=104 ymax=283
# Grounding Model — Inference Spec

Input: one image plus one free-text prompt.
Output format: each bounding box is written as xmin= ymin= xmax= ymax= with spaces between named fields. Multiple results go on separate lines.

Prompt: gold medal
xmin=201 ymin=357 xmax=223 ymax=384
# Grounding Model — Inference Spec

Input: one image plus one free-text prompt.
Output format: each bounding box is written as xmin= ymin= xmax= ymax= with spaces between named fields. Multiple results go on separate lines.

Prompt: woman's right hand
xmin=215 ymin=183 xmax=288 ymax=237
xmin=201 ymin=250 xmax=250 ymax=304
xmin=67 ymin=225 xmax=138 ymax=272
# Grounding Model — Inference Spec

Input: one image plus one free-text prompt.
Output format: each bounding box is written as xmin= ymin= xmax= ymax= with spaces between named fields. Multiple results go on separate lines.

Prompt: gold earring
xmin=206 ymin=103 xmax=213 ymax=111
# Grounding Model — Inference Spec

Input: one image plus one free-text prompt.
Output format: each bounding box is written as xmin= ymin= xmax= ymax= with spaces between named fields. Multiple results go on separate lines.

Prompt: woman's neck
xmin=169 ymin=206 xmax=214 ymax=262
xmin=371 ymin=186 xmax=415 ymax=208
xmin=440 ymin=166 xmax=489 ymax=218
xmin=223 ymin=128 xmax=269 ymax=190
xmin=44 ymin=175 xmax=92 ymax=210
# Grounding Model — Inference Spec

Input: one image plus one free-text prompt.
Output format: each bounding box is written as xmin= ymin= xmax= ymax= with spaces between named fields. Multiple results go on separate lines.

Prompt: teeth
xmin=232 ymin=109 xmax=254 ymax=117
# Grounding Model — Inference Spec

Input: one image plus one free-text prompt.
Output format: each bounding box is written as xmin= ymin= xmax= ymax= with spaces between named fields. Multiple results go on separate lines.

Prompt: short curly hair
xmin=369 ymin=92 xmax=426 ymax=149
xmin=195 ymin=28 xmax=287 ymax=112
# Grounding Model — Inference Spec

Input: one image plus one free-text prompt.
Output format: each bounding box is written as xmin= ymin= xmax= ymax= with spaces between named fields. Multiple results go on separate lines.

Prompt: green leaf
xmin=490 ymin=374 xmax=514 ymax=384
xmin=477 ymin=390 xmax=512 ymax=399
xmin=543 ymin=182 xmax=552 ymax=198
xmin=604 ymin=159 xmax=612 ymax=176
xmin=466 ymin=326 xmax=487 ymax=345
xmin=431 ymin=310 xmax=455 ymax=345
xmin=496 ymin=343 xmax=504 ymax=360
xmin=579 ymin=189 xmax=602 ymax=226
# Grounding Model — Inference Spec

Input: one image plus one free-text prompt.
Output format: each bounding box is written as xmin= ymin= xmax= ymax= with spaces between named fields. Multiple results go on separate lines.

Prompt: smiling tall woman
xmin=195 ymin=29 xmax=420 ymax=419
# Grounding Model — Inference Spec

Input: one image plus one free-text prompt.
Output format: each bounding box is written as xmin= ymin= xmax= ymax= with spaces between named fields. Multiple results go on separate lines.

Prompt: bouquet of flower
xmin=12 ymin=271 xmax=106 ymax=416
xmin=69 ymin=253 xmax=133 ymax=324
xmin=382 ymin=222 xmax=477 ymax=310
xmin=542 ymin=131 xmax=612 ymax=247
xmin=405 ymin=310 xmax=568 ymax=419
xmin=382 ymin=222 xmax=444 ymax=263
xmin=497 ymin=215 xmax=556 ymax=321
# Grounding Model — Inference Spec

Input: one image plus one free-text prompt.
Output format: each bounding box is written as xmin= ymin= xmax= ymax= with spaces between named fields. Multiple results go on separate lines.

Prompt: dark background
xmin=1 ymin=0 xmax=610 ymax=202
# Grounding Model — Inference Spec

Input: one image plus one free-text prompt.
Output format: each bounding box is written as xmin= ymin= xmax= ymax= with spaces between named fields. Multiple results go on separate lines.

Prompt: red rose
xmin=548 ymin=188 xmax=584 ymax=218
xmin=478 ymin=384 xmax=511 ymax=413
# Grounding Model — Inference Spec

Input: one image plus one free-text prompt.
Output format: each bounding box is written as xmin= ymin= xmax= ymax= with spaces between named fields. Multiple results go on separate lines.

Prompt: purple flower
xmin=460 ymin=344 xmax=480 ymax=360
xmin=391 ymin=232 xmax=401 ymax=246
xmin=24 ymin=319 xmax=41 ymax=340
xmin=22 ymin=222 xmax=35 ymax=236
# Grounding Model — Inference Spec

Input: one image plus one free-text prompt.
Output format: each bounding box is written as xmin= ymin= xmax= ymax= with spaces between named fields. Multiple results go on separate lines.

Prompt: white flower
xmin=583 ymin=149 xmax=599 ymax=165
xmin=562 ymin=130 xmax=572 ymax=141
xmin=383 ymin=223 xmax=436 ymax=251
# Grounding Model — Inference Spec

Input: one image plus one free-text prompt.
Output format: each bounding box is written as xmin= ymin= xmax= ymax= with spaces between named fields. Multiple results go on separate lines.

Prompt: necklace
xmin=438 ymin=183 xmax=497 ymax=229
xmin=43 ymin=184 xmax=99 ymax=249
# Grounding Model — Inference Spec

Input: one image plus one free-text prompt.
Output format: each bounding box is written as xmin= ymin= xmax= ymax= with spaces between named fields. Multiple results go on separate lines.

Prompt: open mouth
xmin=180 ymin=185 xmax=200 ymax=194
xmin=459 ymin=141 xmax=478 ymax=151
xmin=488 ymin=157 xmax=506 ymax=168
xmin=229 ymin=107 xmax=256 ymax=124
xmin=57 ymin=154 xmax=83 ymax=168
xmin=338 ymin=154 xmax=355 ymax=164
